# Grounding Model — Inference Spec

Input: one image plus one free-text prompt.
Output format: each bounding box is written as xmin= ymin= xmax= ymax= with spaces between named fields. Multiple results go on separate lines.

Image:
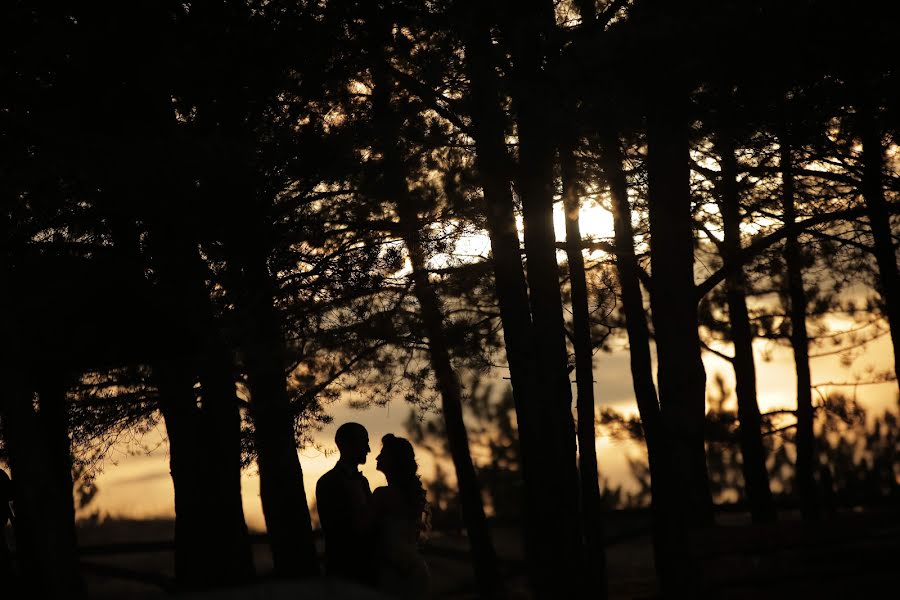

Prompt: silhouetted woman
xmin=373 ymin=434 xmax=430 ymax=599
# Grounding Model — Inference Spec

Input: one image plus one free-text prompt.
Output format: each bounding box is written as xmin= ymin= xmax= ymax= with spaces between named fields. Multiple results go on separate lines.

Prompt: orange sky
xmin=71 ymin=200 xmax=899 ymax=528
xmin=81 ymin=328 xmax=898 ymax=531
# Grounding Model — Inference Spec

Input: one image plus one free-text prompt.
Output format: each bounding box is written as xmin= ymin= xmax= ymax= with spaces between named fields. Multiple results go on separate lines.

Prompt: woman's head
xmin=376 ymin=434 xmax=428 ymax=530
xmin=375 ymin=434 xmax=417 ymax=481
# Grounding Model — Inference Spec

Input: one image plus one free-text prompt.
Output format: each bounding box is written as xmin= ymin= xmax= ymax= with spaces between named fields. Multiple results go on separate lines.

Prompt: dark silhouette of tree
xmin=498 ymin=2 xmax=588 ymax=593
xmin=456 ymin=2 xmax=583 ymax=594
xmin=766 ymin=113 xmax=822 ymax=522
xmin=709 ymin=97 xmax=778 ymax=524
xmin=561 ymin=4 xmax=611 ymax=591
xmin=360 ymin=4 xmax=501 ymax=595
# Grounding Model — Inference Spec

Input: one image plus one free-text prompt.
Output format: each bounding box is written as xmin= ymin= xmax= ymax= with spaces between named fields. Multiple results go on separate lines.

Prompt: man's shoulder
xmin=316 ymin=465 xmax=343 ymax=490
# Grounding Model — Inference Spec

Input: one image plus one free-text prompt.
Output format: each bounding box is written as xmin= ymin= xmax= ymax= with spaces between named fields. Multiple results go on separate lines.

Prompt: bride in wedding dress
xmin=372 ymin=434 xmax=431 ymax=600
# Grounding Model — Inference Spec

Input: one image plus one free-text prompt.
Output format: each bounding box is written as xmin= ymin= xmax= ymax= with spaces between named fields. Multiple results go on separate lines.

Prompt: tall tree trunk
xmin=503 ymin=3 xmax=586 ymax=593
xmin=366 ymin=13 xmax=501 ymax=596
xmin=460 ymin=3 xmax=568 ymax=595
xmin=152 ymin=236 xmax=256 ymax=587
xmin=108 ymin=216 xmax=257 ymax=586
xmin=644 ymin=81 xmax=710 ymax=597
xmin=241 ymin=257 xmax=319 ymax=578
xmin=403 ymin=229 xmax=502 ymax=598
xmin=155 ymin=359 xmax=224 ymax=588
xmin=781 ymin=130 xmax=819 ymax=521
xmin=859 ymin=104 xmax=900 ymax=396
xmin=195 ymin=337 xmax=256 ymax=581
xmin=598 ymin=130 xmax=689 ymax=590
xmin=646 ymin=84 xmax=713 ymax=526
xmin=717 ymin=129 xmax=776 ymax=523
xmin=227 ymin=222 xmax=318 ymax=578
xmin=599 ymin=132 xmax=661 ymax=453
xmin=560 ymin=142 xmax=608 ymax=595
xmin=1 ymin=370 xmax=84 ymax=599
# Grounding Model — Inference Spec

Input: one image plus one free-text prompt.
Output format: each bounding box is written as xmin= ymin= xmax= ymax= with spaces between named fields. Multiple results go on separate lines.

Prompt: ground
xmin=6 ymin=507 xmax=898 ymax=598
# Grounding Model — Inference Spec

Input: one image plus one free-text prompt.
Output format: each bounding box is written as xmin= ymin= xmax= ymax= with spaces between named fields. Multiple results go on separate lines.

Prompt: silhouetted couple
xmin=316 ymin=423 xmax=430 ymax=599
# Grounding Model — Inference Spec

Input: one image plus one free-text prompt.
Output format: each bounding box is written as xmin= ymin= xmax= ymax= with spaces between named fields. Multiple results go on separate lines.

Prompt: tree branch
xmin=388 ymin=65 xmax=472 ymax=135
xmin=695 ymin=205 xmax=869 ymax=300
xmin=700 ymin=340 xmax=734 ymax=363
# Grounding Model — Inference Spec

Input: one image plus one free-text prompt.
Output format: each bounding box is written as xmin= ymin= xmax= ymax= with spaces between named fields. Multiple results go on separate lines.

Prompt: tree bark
xmin=228 ymin=231 xmax=319 ymax=578
xmin=561 ymin=141 xmax=608 ymax=595
xmin=641 ymin=78 xmax=714 ymax=597
xmin=1 ymin=370 xmax=85 ymax=599
xmin=646 ymin=84 xmax=713 ymax=528
xmin=152 ymin=236 xmax=256 ymax=587
xmin=503 ymin=3 xmax=586 ymax=593
xmin=597 ymin=130 xmax=698 ymax=592
xmin=859 ymin=103 xmax=900 ymax=397
xmin=717 ymin=129 xmax=776 ymax=523
xmin=403 ymin=230 xmax=503 ymax=599
xmin=461 ymin=3 xmax=573 ymax=595
xmin=781 ymin=130 xmax=819 ymax=521
xmin=599 ymin=132 xmax=661 ymax=452
xmin=155 ymin=359 xmax=223 ymax=588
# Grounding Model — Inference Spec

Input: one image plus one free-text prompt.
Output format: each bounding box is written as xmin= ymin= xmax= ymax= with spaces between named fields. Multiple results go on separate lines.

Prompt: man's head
xmin=335 ymin=422 xmax=370 ymax=466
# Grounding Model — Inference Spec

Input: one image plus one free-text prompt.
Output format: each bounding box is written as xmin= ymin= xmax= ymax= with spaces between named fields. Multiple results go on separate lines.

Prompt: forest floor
xmin=6 ymin=506 xmax=898 ymax=598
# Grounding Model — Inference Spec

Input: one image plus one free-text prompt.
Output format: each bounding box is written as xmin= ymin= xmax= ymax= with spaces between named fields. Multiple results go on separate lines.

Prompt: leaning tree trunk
xmin=1 ymin=369 xmax=85 ymax=599
xmin=461 ymin=3 xmax=560 ymax=593
xmin=366 ymin=13 xmax=501 ymax=596
xmin=233 ymin=246 xmax=319 ymax=578
xmin=781 ymin=130 xmax=819 ymax=521
xmin=859 ymin=103 xmax=900 ymax=397
xmin=213 ymin=161 xmax=319 ymax=578
xmin=402 ymin=231 xmax=502 ymax=599
xmin=560 ymin=140 xmax=608 ymax=594
xmin=717 ymin=128 xmax=776 ymax=523
xmin=600 ymin=132 xmax=662 ymax=450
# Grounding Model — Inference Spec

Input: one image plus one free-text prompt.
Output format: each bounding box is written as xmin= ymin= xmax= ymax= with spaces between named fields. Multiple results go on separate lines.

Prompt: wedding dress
xmin=373 ymin=490 xmax=430 ymax=599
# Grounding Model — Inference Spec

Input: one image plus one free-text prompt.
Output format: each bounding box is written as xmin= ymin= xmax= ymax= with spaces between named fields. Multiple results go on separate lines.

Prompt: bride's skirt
xmin=377 ymin=556 xmax=430 ymax=600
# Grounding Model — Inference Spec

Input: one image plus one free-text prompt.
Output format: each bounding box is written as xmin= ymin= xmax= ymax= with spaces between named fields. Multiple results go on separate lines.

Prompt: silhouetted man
xmin=316 ymin=422 xmax=374 ymax=585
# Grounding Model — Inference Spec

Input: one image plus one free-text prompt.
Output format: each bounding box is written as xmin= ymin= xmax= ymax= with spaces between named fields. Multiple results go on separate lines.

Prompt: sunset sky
xmin=80 ymin=201 xmax=899 ymax=531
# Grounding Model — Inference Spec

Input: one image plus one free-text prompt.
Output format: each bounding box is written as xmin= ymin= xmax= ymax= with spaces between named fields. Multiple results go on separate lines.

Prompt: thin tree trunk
xmin=599 ymin=133 xmax=661 ymax=452
xmin=717 ymin=129 xmax=776 ymax=523
xmin=460 ymin=4 xmax=565 ymax=595
xmin=366 ymin=14 xmax=501 ymax=595
xmin=781 ymin=130 xmax=818 ymax=521
xmin=561 ymin=141 xmax=608 ymax=595
xmin=859 ymin=104 xmax=900 ymax=397
xmin=403 ymin=231 xmax=502 ymax=598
